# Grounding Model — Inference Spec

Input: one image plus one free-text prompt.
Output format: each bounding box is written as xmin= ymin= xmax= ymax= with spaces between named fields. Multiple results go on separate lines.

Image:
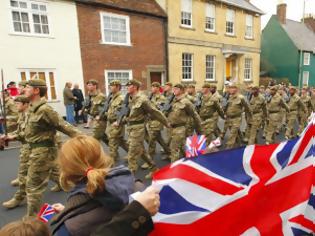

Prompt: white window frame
xmin=104 ymin=70 xmax=133 ymax=96
xmin=302 ymin=71 xmax=309 ymax=86
xmin=205 ymin=55 xmax=216 ymax=81
xmin=182 ymin=53 xmax=193 ymax=81
xmin=245 ymin=14 xmax=253 ymax=39
xmin=18 ymin=69 xmax=57 ymax=101
xmin=100 ymin=12 xmax=131 ymax=46
xmin=244 ymin=58 xmax=252 ymax=81
xmin=205 ymin=3 xmax=215 ymax=32
xmin=181 ymin=0 xmax=192 ymax=28
xmin=226 ymin=9 xmax=235 ymax=36
xmin=304 ymin=52 xmax=310 ymax=66
xmin=9 ymin=0 xmax=51 ymax=37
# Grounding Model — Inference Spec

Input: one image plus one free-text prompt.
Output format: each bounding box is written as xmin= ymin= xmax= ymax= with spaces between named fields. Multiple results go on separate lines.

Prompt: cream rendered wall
xmin=0 ymin=0 xmax=84 ymax=116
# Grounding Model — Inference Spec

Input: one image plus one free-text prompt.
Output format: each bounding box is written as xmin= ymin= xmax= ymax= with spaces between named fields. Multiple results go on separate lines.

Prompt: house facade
xmin=156 ymin=0 xmax=263 ymax=90
xmin=0 ymin=0 xmax=84 ymax=115
xmin=261 ymin=4 xmax=315 ymax=87
xmin=75 ymin=0 xmax=167 ymax=94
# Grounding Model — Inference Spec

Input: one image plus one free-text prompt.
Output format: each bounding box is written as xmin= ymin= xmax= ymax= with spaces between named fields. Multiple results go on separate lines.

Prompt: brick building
xmin=76 ymin=0 xmax=167 ymax=94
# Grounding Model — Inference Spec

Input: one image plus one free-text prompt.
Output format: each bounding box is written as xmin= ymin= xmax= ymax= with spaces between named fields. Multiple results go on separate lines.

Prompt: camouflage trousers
xmin=127 ymin=125 xmax=155 ymax=173
xmin=13 ymin=144 xmax=30 ymax=201
xmin=224 ymin=116 xmax=242 ymax=149
xmin=201 ymin=118 xmax=216 ymax=146
xmin=245 ymin=113 xmax=263 ymax=145
xmin=265 ymin=113 xmax=281 ymax=144
xmin=186 ymin=118 xmax=195 ymax=137
xmin=26 ymin=146 xmax=59 ymax=216
xmin=298 ymin=112 xmax=309 ymax=135
xmin=147 ymin=128 xmax=170 ymax=156
xmin=169 ymin=126 xmax=186 ymax=162
xmin=285 ymin=111 xmax=298 ymax=139
xmin=106 ymin=124 xmax=128 ymax=161
xmin=93 ymin=120 xmax=108 ymax=145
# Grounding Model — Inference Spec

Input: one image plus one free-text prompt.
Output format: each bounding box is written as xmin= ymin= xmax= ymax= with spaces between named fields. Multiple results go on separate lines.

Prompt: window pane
xmin=33 ymin=14 xmax=40 ymax=23
xmin=34 ymin=24 xmax=41 ymax=33
xmin=42 ymin=25 xmax=49 ymax=34
xmin=20 ymin=72 xmax=26 ymax=81
xmin=31 ymin=3 xmax=39 ymax=10
xmin=10 ymin=1 xmax=18 ymax=7
xmin=103 ymin=16 xmax=111 ymax=28
xmin=41 ymin=15 xmax=48 ymax=24
xmin=49 ymin=72 xmax=57 ymax=99
xmin=19 ymin=1 xmax=27 ymax=8
xmin=39 ymin=5 xmax=47 ymax=11
xmin=12 ymin=11 xmax=20 ymax=21
xmin=22 ymin=23 xmax=30 ymax=32
xmin=13 ymin=22 xmax=22 ymax=32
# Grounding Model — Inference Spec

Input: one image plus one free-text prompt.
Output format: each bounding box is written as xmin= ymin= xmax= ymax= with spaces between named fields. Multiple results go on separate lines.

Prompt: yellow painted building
xmin=156 ymin=0 xmax=263 ymax=90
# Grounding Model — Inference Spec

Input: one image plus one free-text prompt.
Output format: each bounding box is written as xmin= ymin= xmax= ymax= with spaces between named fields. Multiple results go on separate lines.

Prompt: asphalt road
xmin=0 ymin=120 xmax=291 ymax=227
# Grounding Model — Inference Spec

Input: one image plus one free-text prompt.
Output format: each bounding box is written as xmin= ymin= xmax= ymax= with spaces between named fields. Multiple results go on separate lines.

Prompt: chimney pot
xmin=277 ymin=3 xmax=287 ymax=24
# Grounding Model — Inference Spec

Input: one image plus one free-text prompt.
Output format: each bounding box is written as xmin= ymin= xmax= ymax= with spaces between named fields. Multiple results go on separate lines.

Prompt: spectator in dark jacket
xmin=72 ymin=84 xmax=86 ymax=124
xmin=51 ymin=135 xmax=159 ymax=236
xmin=63 ymin=82 xmax=75 ymax=125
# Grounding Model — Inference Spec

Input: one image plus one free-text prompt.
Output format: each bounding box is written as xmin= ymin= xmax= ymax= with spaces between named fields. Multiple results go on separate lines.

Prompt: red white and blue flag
xmin=185 ymin=135 xmax=207 ymax=158
xmin=37 ymin=203 xmax=56 ymax=223
xmin=152 ymin=115 xmax=315 ymax=235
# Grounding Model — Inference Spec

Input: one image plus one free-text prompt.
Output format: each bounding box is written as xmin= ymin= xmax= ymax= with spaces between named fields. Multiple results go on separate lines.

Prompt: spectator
xmin=63 ymin=82 xmax=75 ymax=125
xmin=72 ymin=83 xmax=86 ymax=124
xmin=51 ymin=135 xmax=158 ymax=236
xmin=7 ymin=81 xmax=19 ymax=97
xmin=0 ymin=217 xmax=50 ymax=236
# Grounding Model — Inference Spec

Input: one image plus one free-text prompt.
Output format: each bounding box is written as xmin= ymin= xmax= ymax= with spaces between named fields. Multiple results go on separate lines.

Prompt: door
xmin=150 ymin=72 xmax=162 ymax=85
xmin=226 ymin=59 xmax=232 ymax=79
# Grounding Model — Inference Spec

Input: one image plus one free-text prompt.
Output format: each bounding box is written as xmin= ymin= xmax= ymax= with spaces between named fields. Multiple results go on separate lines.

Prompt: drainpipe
xmin=298 ymin=0 xmax=306 ymax=88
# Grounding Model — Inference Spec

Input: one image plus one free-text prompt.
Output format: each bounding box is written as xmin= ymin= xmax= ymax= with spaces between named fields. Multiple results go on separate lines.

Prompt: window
xmin=226 ymin=9 xmax=235 ymax=35
xmin=182 ymin=53 xmax=193 ymax=81
xmin=19 ymin=70 xmax=57 ymax=100
xmin=244 ymin=58 xmax=252 ymax=81
xmin=105 ymin=70 xmax=132 ymax=95
xmin=245 ymin=14 xmax=253 ymax=39
xmin=304 ymin=52 xmax=310 ymax=66
xmin=303 ymin=71 xmax=309 ymax=86
xmin=205 ymin=3 xmax=215 ymax=32
xmin=101 ymin=12 xmax=130 ymax=46
xmin=10 ymin=0 xmax=50 ymax=35
xmin=181 ymin=0 xmax=192 ymax=27
xmin=206 ymin=55 xmax=215 ymax=81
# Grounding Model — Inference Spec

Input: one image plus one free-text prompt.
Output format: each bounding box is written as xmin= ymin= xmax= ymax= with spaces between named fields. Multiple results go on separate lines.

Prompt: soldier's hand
xmin=52 ymin=203 xmax=65 ymax=213
xmin=134 ymin=186 xmax=160 ymax=216
xmin=166 ymin=122 xmax=171 ymax=128
xmin=95 ymin=115 xmax=100 ymax=121
xmin=112 ymin=121 xmax=119 ymax=127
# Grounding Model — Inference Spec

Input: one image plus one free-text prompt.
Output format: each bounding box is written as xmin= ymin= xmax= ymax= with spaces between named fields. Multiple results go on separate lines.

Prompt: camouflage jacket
xmin=225 ymin=94 xmax=251 ymax=118
xmin=266 ymin=93 xmax=289 ymax=113
xmin=25 ymin=99 xmax=80 ymax=144
xmin=4 ymin=96 xmax=18 ymax=123
xmin=9 ymin=111 xmax=28 ymax=143
xmin=249 ymin=94 xmax=267 ymax=116
xmin=287 ymin=94 xmax=306 ymax=114
xmin=147 ymin=93 xmax=166 ymax=130
xmin=300 ymin=94 xmax=313 ymax=114
xmin=199 ymin=93 xmax=224 ymax=120
xmin=107 ymin=92 xmax=123 ymax=123
xmin=89 ymin=92 xmax=106 ymax=118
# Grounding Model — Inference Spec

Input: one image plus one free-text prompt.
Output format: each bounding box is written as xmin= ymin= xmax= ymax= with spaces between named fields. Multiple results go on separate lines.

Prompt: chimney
xmin=304 ymin=14 xmax=315 ymax=33
xmin=277 ymin=2 xmax=287 ymax=24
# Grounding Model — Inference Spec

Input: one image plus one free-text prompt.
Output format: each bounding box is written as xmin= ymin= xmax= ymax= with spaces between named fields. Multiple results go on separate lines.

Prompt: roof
xmin=218 ymin=0 xmax=264 ymax=15
xmin=75 ymin=0 xmax=167 ymax=18
xmin=280 ymin=18 xmax=315 ymax=53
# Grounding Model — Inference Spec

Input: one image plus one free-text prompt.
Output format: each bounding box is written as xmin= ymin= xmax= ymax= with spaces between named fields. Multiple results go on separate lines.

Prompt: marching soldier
xmin=186 ymin=84 xmax=197 ymax=137
xmin=114 ymin=80 xmax=169 ymax=179
xmin=311 ymin=88 xmax=315 ymax=112
xmin=299 ymin=87 xmax=314 ymax=134
xmin=2 ymin=95 xmax=30 ymax=209
xmin=244 ymin=86 xmax=267 ymax=145
xmin=265 ymin=86 xmax=289 ymax=144
xmin=285 ymin=86 xmax=306 ymax=139
xmin=147 ymin=82 xmax=170 ymax=159
xmin=85 ymin=79 xmax=108 ymax=145
xmin=210 ymin=84 xmax=223 ymax=138
xmin=163 ymin=82 xmax=173 ymax=98
xmin=222 ymin=84 xmax=251 ymax=149
xmin=106 ymin=80 xmax=128 ymax=162
xmin=167 ymin=84 xmax=202 ymax=162
xmin=199 ymin=83 xmax=224 ymax=146
xmin=3 ymin=89 xmax=18 ymax=133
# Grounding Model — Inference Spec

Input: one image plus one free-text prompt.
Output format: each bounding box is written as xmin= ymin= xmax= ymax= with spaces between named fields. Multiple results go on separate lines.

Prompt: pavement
xmin=0 ymin=120 xmax=290 ymax=227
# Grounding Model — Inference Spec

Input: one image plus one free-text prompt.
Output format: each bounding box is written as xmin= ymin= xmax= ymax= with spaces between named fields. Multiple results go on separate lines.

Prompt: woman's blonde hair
xmin=58 ymin=135 xmax=113 ymax=195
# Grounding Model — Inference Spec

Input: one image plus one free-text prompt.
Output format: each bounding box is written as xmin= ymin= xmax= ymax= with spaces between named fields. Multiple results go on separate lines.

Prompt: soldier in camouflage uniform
xmin=85 ymin=80 xmax=108 ymax=145
xmin=311 ymin=88 xmax=315 ymax=112
xmin=222 ymin=84 xmax=251 ymax=149
xmin=118 ymin=80 xmax=169 ymax=179
xmin=265 ymin=86 xmax=289 ymax=144
xmin=22 ymin=79 xmax=80 ymax=216
xmin=299 ymin=87 xmax=314 ymax=134
xmin=147 ymin=82 xmax=170 ymax=159
xmin=185 ymin=84 xmax=197 ymax=137
xmin=105 ymin=80 xmax=128 ymax=162
xmin=167 ymin=84 xmax=202 ymax=162
xmin=210 ymin=85 xmax=223 ymax=138
xmin=163 ymin=82 xmax=173 ymax=98
xmin=244 ymin=86 xmax=267 ymax=145
xmin=285 ymin=86 xmax=306 ymax=139
xmin=199 ymin=83 xmax=224 ymax=146
xmin=3 ymin=90 xmax=18 ymax=133
xmin=2 ymin=95 xmax=30 ymax=209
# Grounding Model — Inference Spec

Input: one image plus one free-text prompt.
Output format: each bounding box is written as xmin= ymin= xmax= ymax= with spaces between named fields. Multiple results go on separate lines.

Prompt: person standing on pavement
xmin=72 ymin=83 xmax=86 ymax=124
xmin=63 ymin=82 xmax=76 ymax=125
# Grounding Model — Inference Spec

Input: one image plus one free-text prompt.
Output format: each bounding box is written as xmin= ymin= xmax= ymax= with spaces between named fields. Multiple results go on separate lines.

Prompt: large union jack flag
xmin=151 ymin=115 xmax=315 ymax=236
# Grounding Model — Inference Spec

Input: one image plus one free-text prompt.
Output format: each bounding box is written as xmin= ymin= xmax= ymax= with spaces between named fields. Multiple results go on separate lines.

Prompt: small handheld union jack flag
xmin=37 ymin=203 xmax=56 ymax=223
xmin=185 ymin=134 xmax=207 ymax=158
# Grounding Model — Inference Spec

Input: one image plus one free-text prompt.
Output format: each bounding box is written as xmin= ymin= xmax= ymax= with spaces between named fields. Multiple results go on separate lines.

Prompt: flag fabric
xmin=37 ymin=203 xmax=56 ymax=223
xmin=185 ymin=135 xmax=207 ymax=158
xmin=152 ymin=114 xmax=315 ymax=236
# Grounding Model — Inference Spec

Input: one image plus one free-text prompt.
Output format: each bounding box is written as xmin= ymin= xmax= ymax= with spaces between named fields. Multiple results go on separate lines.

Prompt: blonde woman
xmin=51 ymin=135 xmax=159 ymax=236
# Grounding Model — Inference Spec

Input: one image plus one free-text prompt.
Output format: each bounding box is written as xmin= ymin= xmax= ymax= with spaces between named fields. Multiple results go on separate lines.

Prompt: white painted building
xmin=0 ymin=0 xmax=84 ymax=116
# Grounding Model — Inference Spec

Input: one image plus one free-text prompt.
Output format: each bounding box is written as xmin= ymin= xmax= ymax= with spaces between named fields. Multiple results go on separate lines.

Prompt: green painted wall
xmin=261 ymin=16 xmax=300 ymax=85
xmin=301 ymin=52 xmax=315 ymax=86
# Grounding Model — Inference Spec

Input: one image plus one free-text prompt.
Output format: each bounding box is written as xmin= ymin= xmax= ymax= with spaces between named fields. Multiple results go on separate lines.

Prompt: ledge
xmin=180 ymin=25 xmax=196 ymax=31
xmin=225 ymin=33 xmax=237 ymax=38
xmin=204 ymin=30 xmax=218 ymax=35
xmin=181 ymin=80 xmax=196 ymax=84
